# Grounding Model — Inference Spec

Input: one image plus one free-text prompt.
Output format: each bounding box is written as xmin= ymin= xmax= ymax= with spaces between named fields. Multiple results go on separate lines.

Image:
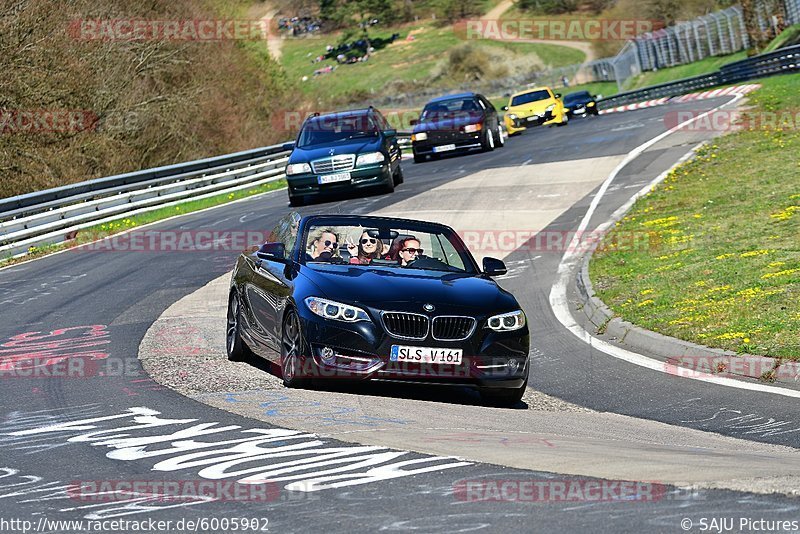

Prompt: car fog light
xmin=506 ymin=359 xmax=520 ymax=373
xmin=321 ymin=347 xmax=336 ymax=364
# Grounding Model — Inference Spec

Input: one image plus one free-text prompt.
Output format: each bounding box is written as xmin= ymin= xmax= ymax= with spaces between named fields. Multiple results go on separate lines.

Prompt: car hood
xmin=412 ymin=113 xmax=484 ymax=134
xmin=299 ymin=264 xmax=518 ymax=311
xmin=507 ymin=99 xmax=556 ymax=115
xmin=289 ymin=138 xmax=382 ymax=163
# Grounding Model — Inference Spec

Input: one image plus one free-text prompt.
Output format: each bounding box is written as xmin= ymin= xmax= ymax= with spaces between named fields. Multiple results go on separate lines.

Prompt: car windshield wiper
xmin=343 ymin=132 xmax=377 ymax=140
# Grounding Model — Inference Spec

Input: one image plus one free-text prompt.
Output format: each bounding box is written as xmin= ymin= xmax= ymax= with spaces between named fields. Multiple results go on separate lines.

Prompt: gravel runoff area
xmin=139 ymin=271 xmax=591 ymax=412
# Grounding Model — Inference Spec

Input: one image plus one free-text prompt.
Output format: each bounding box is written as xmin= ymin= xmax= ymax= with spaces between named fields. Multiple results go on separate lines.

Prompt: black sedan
xmin=410 ymin=92 xmax=505 ymax=163
xmin=227 ymin=213 xmax=529 ymax=406
xmin=563 ymin=90 xmax=599 ymax=117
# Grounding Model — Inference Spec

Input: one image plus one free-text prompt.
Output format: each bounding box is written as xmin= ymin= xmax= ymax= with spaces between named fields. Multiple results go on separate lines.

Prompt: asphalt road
xmin=1 ymin=96 xmax=798 ymax=533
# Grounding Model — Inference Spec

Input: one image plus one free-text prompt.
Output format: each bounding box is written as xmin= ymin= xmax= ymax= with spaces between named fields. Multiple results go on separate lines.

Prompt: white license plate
xmin=432 ymin=144 xmax=456 ymax=153
xmin=318 ymin=172 xmax=351 ymax=184
xmin=390 ymin=345 xmax=463 ymax=364
xmin=574 ymin=107 xmax=585 ymax=113
xmin=526 ymin=115 xmax=540 ymax=122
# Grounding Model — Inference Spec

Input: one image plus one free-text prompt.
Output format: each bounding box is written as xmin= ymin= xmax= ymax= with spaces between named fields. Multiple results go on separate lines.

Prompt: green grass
xmin=2 ymin=179 xmax=287 ymax=266
xmin=278 ymin=23 xmax=585 ymax=105
xmin=589 ymin=72 xmax=800 ymax=361
xmin=625 ymin=52 xmax=748 ymax=90
xmin=764 ymin=23 xmax=800 ymax=52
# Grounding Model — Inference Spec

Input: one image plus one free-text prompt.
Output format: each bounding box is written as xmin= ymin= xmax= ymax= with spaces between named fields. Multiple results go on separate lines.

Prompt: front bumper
xmin=505 ymin=110 xmax=555 ymax=131
xmin=293 ymin=303 xmax=530 ymax=390
xmin=287 ymin=164 xmax=392 ymax=199
xmin=412 ymin=132 xmax=483 ymax=156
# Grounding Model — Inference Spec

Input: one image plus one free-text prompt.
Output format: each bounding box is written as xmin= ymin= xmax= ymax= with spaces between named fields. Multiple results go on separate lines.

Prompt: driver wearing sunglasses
xmin=307 ymin=228 xmax=340 ymax=261
xmin=387 ymin=236 xmax=423 ymax=266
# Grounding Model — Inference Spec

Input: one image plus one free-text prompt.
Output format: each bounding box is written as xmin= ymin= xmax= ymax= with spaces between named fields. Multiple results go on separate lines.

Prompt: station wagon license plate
xmin=390 ymin=345 xmax=463 ymax=364
xmin=432 ymin=144 xmax=456 ymax=153
xmin=318 ymin=172 xmax=351 ymax=184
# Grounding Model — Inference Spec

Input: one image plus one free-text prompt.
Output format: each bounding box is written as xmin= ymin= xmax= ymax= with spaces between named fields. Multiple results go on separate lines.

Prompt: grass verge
xmin=2 ymin=180 xmax=287 ymax=267
xmin=589 ymin=72 xmax=800 ymax=361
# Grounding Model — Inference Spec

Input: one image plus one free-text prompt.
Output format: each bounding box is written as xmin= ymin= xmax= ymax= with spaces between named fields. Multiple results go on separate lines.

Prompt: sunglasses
xmin=361 ymin=238 xmax=378 ymax=245
xmin=321 ymin=239 xmax=337 ymax=247
xmin=401 ymin=248 xmax=423 ymax=254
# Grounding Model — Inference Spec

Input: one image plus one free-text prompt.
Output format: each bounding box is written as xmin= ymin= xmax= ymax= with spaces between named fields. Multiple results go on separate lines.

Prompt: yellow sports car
xmin=502 ymin=87 xmax=568 ymax=135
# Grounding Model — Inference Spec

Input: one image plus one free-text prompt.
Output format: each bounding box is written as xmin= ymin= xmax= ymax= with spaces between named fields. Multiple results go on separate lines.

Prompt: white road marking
xmin=549 ymin=94 xmax=800 ymax=399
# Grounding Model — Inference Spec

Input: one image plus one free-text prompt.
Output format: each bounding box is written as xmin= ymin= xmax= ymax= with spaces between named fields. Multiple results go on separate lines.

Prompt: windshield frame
xmin=510 ymin=89 xmax=552 ymax=107
xmin=296 ymin=215 xmax=481 ymax=275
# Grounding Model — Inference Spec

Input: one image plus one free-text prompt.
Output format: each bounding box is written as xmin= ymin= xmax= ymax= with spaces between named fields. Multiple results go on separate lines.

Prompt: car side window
xmin=476 ymin=98 xmax=486 ymax=110
xmin=374 ymin=111 xmax=390 ymax=131
xmin=480 ymin=96 xmax=494 ymax=112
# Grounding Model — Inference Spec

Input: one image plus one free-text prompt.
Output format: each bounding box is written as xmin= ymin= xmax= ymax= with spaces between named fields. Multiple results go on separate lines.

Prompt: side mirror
xmin=256 ymin=242 xmax=287 ymax=263
xmin=382 ymin=129 xmax=397 ymax=137
xmin=482 ymin=257 xmax=507 ymax=276
xmin=555 ymin=93 xmax=562 ymax=99
xmin=409 ymin=119 xmax=419 ymax=126
xmin=281 ymin=142 xmax=295 ymax=151
xmin=501 ymin=105 xmax=508 ymax=111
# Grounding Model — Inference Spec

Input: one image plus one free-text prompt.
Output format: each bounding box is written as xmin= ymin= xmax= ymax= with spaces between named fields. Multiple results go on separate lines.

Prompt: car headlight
xmin=463 ymin=123 xmax=482 ymax=133
xmin=285 ymin=163 xmax=311 ymax=176
xmin=587 ymin=102 xmax=595 ymax=107
xmin=411 ymin=132 xmax=427 ymax=141
xmin=305 ymin=297 xmax=370 ymax=322
xmin=355 ymin=152 xmax=385 ymax=166
xmin=487 ymin=310 xmax=526 ymax=332
xmin=507 ymin=114 xmax=517 ymax=120
xmin=545 ymin=104 xmax=556 ymax=112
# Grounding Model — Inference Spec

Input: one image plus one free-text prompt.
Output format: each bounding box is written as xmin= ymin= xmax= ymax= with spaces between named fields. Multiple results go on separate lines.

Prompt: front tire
xmin=226 ymin=293 xmax=253 ymax=362
xmin=482 ymin=128 xmax=495 ymax=152
xmin=393 ymin=164 xmax=404 ymax=185
xmin=280 ymin=310 xmax=311 ymax=388
xmin=289 ymin=195 xmax=305 ymax=207
xmin=413 ymin=152 xmax=425 ymax=164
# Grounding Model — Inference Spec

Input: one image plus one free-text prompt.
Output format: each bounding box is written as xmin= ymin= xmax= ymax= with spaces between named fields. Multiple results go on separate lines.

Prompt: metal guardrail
xmin=0 ymin=142 xmax=294 ymax=259
xmin=597 ymin=43 xmax=800 ymax=109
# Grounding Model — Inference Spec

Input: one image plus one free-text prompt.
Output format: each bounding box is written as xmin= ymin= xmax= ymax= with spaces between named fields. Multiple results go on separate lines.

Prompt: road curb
xmin=573 ymin=203 xmax=799 ymax=389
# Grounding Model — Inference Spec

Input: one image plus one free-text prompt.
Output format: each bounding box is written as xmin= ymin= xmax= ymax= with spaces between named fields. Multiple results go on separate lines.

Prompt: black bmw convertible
xmin=226 ymin=213 xmax=529 ymax=405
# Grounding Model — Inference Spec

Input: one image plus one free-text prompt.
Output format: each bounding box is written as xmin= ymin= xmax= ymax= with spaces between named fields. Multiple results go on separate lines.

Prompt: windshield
xmin=510 ymin=90 xmax=551 ymax=106
xmin=297 ymin=114 xmax=378 ymax=147
xmin=564 ymin=92 xmax=591 ymax=104
xmin=302 ymin=222 xmax=476 ymax=274
xmin=420 ymin=98 xmax=482 ymax=122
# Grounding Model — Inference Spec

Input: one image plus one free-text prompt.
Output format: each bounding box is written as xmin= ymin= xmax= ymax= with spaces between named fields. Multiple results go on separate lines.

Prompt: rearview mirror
xmin=482 ymin=257 xmax=507 ymax=276
xmin=281 ymin=142 xmax=295 ymax=152
xmin=383 ymin=129 xmax=397 ymax=137
xmin=555 ymin=93 xmax=562 ymax=99
xmin=409 ymin=119 xmax=419 ymax=126
xmin=501 ymin=105 xmax=508 ymax=111
xmin=256 ymin=242 xmax=286 ymax=262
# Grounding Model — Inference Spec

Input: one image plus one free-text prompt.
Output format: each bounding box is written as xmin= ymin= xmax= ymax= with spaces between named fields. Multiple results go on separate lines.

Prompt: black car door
xmin=244 ymin=254 xmax=294 ymax=354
